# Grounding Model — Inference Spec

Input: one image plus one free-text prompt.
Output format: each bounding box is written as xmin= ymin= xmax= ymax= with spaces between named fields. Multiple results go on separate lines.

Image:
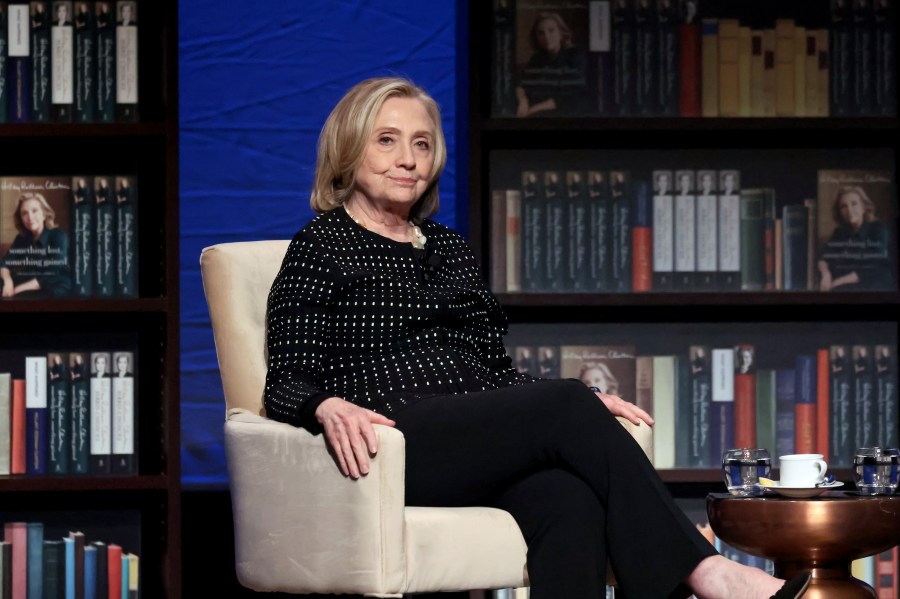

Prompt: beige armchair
xmin=200 ymin=240 xmax=653 ymax=597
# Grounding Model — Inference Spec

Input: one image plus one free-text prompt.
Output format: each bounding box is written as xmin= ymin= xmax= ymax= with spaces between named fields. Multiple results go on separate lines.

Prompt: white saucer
xmin=757 ymin=481 xmax=844 ymax=498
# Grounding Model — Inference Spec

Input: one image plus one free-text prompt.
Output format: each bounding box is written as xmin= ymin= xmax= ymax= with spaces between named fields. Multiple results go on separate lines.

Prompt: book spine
xmin=710 ymin=348 xmax=735 ymax=467
xmin=92 ymin=542 xmax=108 ymax=599
xmin=781 ymin=204 xmax=808 ymax=291
xmin=873 ymin=0 xmax=896 ymax=116
xmin=700 ymin=19 xmax=719 ymax=116
xmin=505 ymin=190 xmax=521 ymax=293
xmin=50 ymin=1 xmax=73 ymax=122
xmin=739 ymin=25 xmax=752 ymax=115
xmin=126 ymin=554 xmax=138 ymax=599
xmin=30 ymin=0 xmax=50 ymax=122
xmin=5 ymin=522 xmax=27 ymax=599
xmin=610 ymin=170 xmax=632 ymax=292
xmin=94 ymin=0 xmax=113 ymax=122
xmin=114 ymin=0 xmax=136 ymax=121
xmin=677 ymin=17 xmax=700 ymax=116
xmin=695 ymin=171 xmax=718 ymax=290
xmin=762 ymin=28 xmax=777 ymax=116
xmin=72 ymin=176 xmax=95 ymax=297
xmin=613 ymin=0 xmax=636 ymax=115
xmin=717 ymin=19 xmax=740 ymax=117
xmin=8 ymin=3 xmax=31 ymax=122
xmin=717 ymin=171 xmax=741 ymax=290
xmin=774 ymin=369 xmax=796 ymax=468
xmin=750 ymin=30 xmax=765 ymax=116
xmin=829 ymin=345 xmax=854 ymax=468
xmin=674 ymin=354 xmax=691 ymax=467
xmin=0 ymin=3 xmax=8 ymax=123
xmin=111 ymin=351 xmax=135 ymax=475
xmin=774 ymin=19 xmax=795 ymax=116
xmin=89 ymin=352 xmax=111 ymax=474
xmin=106 ymin=545 xmax=122 ymax=599
xmin=490 ymin=190 xmax=506 ymax=293
xmin=734 ymin=344 xmax=757 ymax=448
xmin=793 ymin=26 xmax=807 ymax=117
xmin=590 ymin=1 xmax=615 ymax=116
xmin=520 ymin=170 xmax=544 ymax=292
xmin=74 ymin=0 xmax=95 ymax=122
xmin=1 ymin=540 xmax=11 ymax=599
xmin=119 ymin=554 xmax=127 ymax=599
xmin=490 ymin=0 xmax=514 ymax=117
xmin=94 ymin=177 xmax=115 ymax=297
xmin=831 ymin=1 xmax=854 ymax=116
xmin=673 ymin=170 xmax=696 ymax=289
xmin=853 ymin=344 xmax=877 ymax=450
xmin=756 ymin=369 xmax=777 ymax=465
xmin=652 ymin=355 xmax=676 ymax=468
xmin=635 ymin=0 xmax=658 ymax=116
xmin=11 ymin=379 xmax=26 ymax=474
xmin=875 ymin=344 xmax=897 ymax=448
xmin=631 ymin=178 xmax=652 ymax=292
xmin=794 ymin=353 xmax=818 ymax=454
xmin=588 ymin=171 xmax=611 ymax=291
xmin=657 ymin=0 xmax=678 ymax=116
xmin=0 ymin=373 xmax=10 ymax=475
xmin=566 ymin=171 xmax=590 ymax=292
xmin=114 ymin=176 xmax=137 ymax=297
xmin=64 ymin=537 xmax=74 ymax=599
xmin=83 ymin=546 xmax=97 ymax=599
xmin=69 ymin=352 xmax=90 ymax=474
xmin=47 ymin=352 xmax=70 ymax=475
xmin=816 ymin=30 xmax=830 ymax=117
xmin=762 ymin=191 xmax=775 ymax=290
xmin=739 ymin=188 xmax=765 ymax=291
xmin=27 ymin=522 xmax=43 ymax=599
xmin=652 ymin=170 xmax=674 ymax=291
xmin=804 ymin=31 xmax=819 ymax=117
xmin=853 ymin=0 xmax=875 ymax=115
xmin=542 ymin=170 xmax=566 ymax=292
xmin=69 ymin=532 xmax=84 ymax=599
xmin=689 ymin=345 xmax=712 ymax=467
xmin=817 ymin=348 xmax=830 ymax=460
xmin=25 ymin=355 xmax=48 ymax=475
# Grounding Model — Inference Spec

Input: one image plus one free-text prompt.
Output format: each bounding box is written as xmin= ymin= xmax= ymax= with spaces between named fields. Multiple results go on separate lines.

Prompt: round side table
xmin=707 ymin=492 xmax=900 ymax=598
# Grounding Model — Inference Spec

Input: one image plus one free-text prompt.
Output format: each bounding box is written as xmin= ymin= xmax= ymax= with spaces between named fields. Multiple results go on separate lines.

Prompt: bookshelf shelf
xmin=0 ymin=0 xmax=180 ymax=596
xmin=480 ymin=116 xmax=900 ymax=133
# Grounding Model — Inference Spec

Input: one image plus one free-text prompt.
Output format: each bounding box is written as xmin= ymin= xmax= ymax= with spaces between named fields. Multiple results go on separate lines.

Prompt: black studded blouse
xmin=263 ymin=208 xmax=534 ymax=433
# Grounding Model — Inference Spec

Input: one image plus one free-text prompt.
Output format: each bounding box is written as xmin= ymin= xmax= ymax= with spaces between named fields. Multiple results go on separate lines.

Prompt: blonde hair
xmin=309 ymin=77 xmax=447 ymax=224
xmin=13 ymin=193 xmax=57 ymax=235
xmin=832 ymin=185 xmax=876 ymax=224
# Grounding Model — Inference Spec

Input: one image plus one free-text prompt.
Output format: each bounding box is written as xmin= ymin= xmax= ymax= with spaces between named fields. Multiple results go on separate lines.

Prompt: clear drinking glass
xmin=853 ymin=447 xmax=900 ymax=495
xmin=722 ymin=448 xmax=772 ymax=496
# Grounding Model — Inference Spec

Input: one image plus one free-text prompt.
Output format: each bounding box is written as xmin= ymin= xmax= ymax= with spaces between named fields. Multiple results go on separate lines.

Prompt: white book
xmin=8 ymin=4 xmax=30 ymax=56
xmin=111 ymin=351 xmax=135 ymax=474
xmin=90 ymin=352 xmax=112 ymax=473
xmin=51 ymin=1 xmax=74 ymax=104
xmin=712 ymin=349 xmax=735 ymax=403
xmin=696 ymin=170 xmax=718 ymax=288
xmin=652 ymin=355 xmax=676 ymax=468
xmin=652 ymin=170 xmax=674 ymax=289
xmin=674 ymin=170 xmax=697 ymax=287
xmin=717 ymin=170 xmax=741 ymax=289
xmin=25 ymin=357 xmax=48 ymax=409
xmin=115 ymin=1 xmax=138 ymax=104
xmin=0 ymin=373 xmax=11 ymax=474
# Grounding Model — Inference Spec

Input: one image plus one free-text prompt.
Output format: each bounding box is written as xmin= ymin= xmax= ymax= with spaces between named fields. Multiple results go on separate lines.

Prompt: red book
xmin=734 ymin=344 xmax=757 ymax=448
xmin=107 ymin=544 xmax=122 ymax=599
xmin=816 ymin=348 xmax=829 ymax=461
xmin=10 ymin=380 xmax=26 ymax=475
xmin=678 ymin=20 xmax=702 ymax=116
xmin=3 ymin=521 xmax=27 ymax=599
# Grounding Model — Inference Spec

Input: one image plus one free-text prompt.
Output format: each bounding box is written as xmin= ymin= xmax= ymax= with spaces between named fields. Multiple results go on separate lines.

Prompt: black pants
xmin=392 ymin=379 xmax=717 ymax=599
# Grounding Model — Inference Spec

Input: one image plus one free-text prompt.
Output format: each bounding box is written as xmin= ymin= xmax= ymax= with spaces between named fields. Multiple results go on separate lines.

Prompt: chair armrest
xmin=225 ymin=409 xmax=406 ymax=596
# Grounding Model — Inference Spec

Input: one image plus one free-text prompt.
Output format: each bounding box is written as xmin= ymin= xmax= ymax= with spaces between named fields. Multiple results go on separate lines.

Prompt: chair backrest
xmin=200 ymin=240 xmax=290 ymax=416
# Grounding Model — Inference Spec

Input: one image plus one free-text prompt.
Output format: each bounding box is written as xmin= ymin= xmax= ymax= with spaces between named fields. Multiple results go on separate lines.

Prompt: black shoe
xmin=771 ymin=572 xmax=811 ymax=599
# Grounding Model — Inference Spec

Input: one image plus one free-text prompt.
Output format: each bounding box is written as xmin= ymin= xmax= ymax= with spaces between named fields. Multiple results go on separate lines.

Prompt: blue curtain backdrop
xmin=180 ymin=1 xmax=463 ymax=485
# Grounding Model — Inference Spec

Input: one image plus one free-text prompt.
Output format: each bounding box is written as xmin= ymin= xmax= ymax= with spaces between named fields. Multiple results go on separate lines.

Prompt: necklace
xmin=344 ymin=204 xmax=427 ymax=250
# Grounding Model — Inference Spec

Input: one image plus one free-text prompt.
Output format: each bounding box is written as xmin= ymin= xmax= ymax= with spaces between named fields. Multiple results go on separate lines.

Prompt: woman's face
xmin=838 ymin=192 xmax=865 ymax=228
xmin=95 ymin=355 xmax=108 ymax=371
xmin=19 ymin=198 xmax=46 ymax=237
xmin=117 ymin=356 xmax=129 ymax=372
xmin=535 ymin=18 xmax=562 ymax=53
xmin=580 ymin=366 xmax=610 ymax=392
xmin=354 ymin=96 xmax=434 ymax=212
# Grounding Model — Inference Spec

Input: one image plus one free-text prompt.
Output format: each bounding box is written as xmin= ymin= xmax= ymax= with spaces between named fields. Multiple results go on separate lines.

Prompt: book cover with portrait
xmin=559 ymin=345 xmax=636 ymax=403
xmin=816 ymin=170 xmax=896 ymax=291
xmin=511 ymin=0 xmax=592 ymax=117
xmin=0 ymin=176 xmax=73 ymax=299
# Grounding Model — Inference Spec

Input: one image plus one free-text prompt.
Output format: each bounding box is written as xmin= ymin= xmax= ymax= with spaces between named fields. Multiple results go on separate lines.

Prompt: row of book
xmin=510 ymin=342 xmax=898 ymax=469
xmin=1 ymin=522 xmax=139 ymax=598
xmin=1 ymin=175 xmax=138 ymax=299
xmin=492 ymin=0 xmax=895 ymax=118
xmin=0 ymin=350 xmax=138 ymax=477
xmin=491 ymin=168 xmax=896 ymax=294
xmin=0 ymin=1 xmax=139 ymax=123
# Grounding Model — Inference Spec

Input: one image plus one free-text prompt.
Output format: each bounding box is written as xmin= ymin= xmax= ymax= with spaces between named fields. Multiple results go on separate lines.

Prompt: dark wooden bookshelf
xmin=466 ymin=0 xmax=900 ymax=502
xmin=0 ymin=0 xmax=181 ymax=596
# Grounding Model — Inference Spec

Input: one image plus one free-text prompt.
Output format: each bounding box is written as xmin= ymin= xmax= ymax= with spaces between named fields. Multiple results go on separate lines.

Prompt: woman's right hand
xmin=315 ymin=396 xmax=396 ymax=479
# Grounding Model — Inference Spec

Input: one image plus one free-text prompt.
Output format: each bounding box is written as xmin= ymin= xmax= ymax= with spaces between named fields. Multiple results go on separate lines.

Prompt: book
xmin=750 ymin=30 xmax=764 ymax=116
xmin=852 ymin=344 xmax=876 ymax=450
xmin=490 ymin=189 xmax=507 ymax=293
xmin=651 ymin=169 xmax=674 ymax=290
xmin=695 ymin=169 xmax=717 ymax=290
xmin=113 ymin=0 xmax=136 ymax=120
xmin=93 ymin=175 xmax=115 ymax=296
xmin=0 ymin=176 xmax=74 ymax=298
xmin=30 ymin=1 xmax=50 ymax=122
xmin=110 ymin=350 xmax=134 ymax=474
xmin=72 ymin=175 xmax=94 ymax=296
xmin=589 ymin=0 xmax=614 ymax=116
xmin=717 ymin=170 xmax=741 ymax=290
xmin=652 ymin=354 xmax=676 ymax=468
xmin=817 ymin=348 xmax=830 ymax=460
xmin=68 ymin=531 xmax=84 ymax=599
xmin=700 ymin=18 xmax=718 ymax=116
xmin=559 ymin=345 xmax=636 ymax=403
xmin=873 ymin=0 xmax=896 ymax=116
xmin=673 ymin=169 xmax=695 ymax=289
xmin=513 ymin=346 xmax=537 ymax=376
xmin=609 ymin=170 xmax=631 ymax=292
xmin=25 ymin=355 xmax=47 ymax=475
xmin=793 ymin=25 xmax=806 ymax=117
xmin=762 ymin=28 xmax=776 ymax=116
xmin=739 ymin=187 xmax=769 ymax=291
xmin=27 ymin=521 xmax=43 ymax=599
xmin=505 ymin=189 xmax=522 ymax=293
xmin=0 ymin=2 xmax=8 ymax=123
xmin=106 ymin=544 xmax=121 ymax=599
xmin=734 ymin=344 xmax=756 ymax=449
xmin=612 ymin=0 xmax=637 ymax=115
xmin=520 ymin=170 xmax=544 ymax=292
xmin=94 ymin=0 xmax=113 ymax=122
xmin=631 ymin=178 xmax=652 ymax=291
xmin=689 ymin=345 xmax=712 ymax=467
xmin=114 ymin=175 xmax=137 ymax=297
xmin=0 ymin=372 xmax=10 ymax=475
xmin=73 ymin=0 xmax=95 ymax=122
xmin=875 ymin=343 xmax=897 ymax=448
xmin=47 ymin=351 xmax=69 ymax=475
xmin=876 ymin=546 xmax=898 ymax=599
xmin=11 ymin=378 xmax=26 ymax=474
xmin=89 ymin=351 xmax=111 ymax=474
xmin=542 ymin=170 xmax=566 ymax=292
xmin=490 ymin=0 xmax=515 ymax=116
xmin=853 ymin=0 xmax=875 ymax=115
xmin=677 ymin=0 xmax=701 ymax=116
xmin=635 ymin=354 xmax=653 ymax=416
xmin=42 ymin=539 xmax=64 ymax=599
xmin=3 ymin=522 xmax=27 ymax=599
xmin=782 ymin=203 xmax=809 ymax=291
xmin=635 ymin=0 xmax=658 ymax=115
xmin=717 ymin=19 xmax=739 ymax=117
xmin=815 ymin=169 xmax=896 ymax=291
xmin=657 ymin=0 xmax=678 ymax=116
xmin=566 ymin=171 xmax=590 ymax=292
xmin=829 ymin=344 xmax=854 ymax=468
xmin=50 ymin=0 xmax=73 ymax=122
xmin=795 ymin=354 xmax=818 ymax=454
xmin=1 ymin=541 xmax=11 ymax=599
xmin=536 ymin=345 xmax=560 ymax=379
xmin=91 ymin=541 xmax=107 ymax=599
xmin=69 ymin=351 xmax=90 ymax=474
xmin=83 ymin=545 xmax=97 ymax=599
xmin=7 ymin=3 xmax=31 ymax=122
xmin=831 ymin=0 xmax=855 ymax=116
xmin=756 ymin=368 xmax=776 ymax=465
xmin=774 ymin=368 xmax=796 ymax=468
xmin=774 ymin=19 xmax=795 ymax=116
xmin=587 ymin=169 xmax=612 ymax=291
xmin=710 ymin=348 xmax=734 ymax=467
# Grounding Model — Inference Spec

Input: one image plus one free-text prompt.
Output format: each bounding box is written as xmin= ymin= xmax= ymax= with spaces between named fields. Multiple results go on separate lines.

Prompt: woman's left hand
xmin=594 ymin=390 xmax=654 ymax=427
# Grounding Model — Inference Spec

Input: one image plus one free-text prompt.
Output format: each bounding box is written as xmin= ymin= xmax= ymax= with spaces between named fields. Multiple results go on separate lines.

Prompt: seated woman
xmin=263 ymin=76 xmax=810 ymax=599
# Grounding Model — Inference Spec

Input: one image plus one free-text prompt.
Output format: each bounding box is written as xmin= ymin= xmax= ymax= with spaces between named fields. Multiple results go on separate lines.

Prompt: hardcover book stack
xmin=491 ymin=168 xmax=896 ymax=295
xmin=1 ymin=519 xmax=140 ymax=598
xmin=0 ymin=0 xmax=139 ymax=123
xmin=490 ymin=0 xmax=896 ymax=118
xmin=0 ymin=175 xmax=139 ymax=299
xmin=0 ymin=350 xmax=138 ymax=477
xmin=508 ymin=339 xmax=898 ymax=470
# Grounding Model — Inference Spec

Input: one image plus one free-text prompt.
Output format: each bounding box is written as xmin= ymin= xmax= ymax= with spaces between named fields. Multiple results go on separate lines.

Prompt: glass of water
xmin=853 ymin=447 xmax=900 ymax=495
xmin=723 ymin=448 xmax=772 ymax=496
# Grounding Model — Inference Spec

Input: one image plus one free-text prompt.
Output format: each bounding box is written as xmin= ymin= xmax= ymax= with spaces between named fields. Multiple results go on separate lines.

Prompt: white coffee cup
xmin=779 ymin=453 xmax=828 ymax=487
